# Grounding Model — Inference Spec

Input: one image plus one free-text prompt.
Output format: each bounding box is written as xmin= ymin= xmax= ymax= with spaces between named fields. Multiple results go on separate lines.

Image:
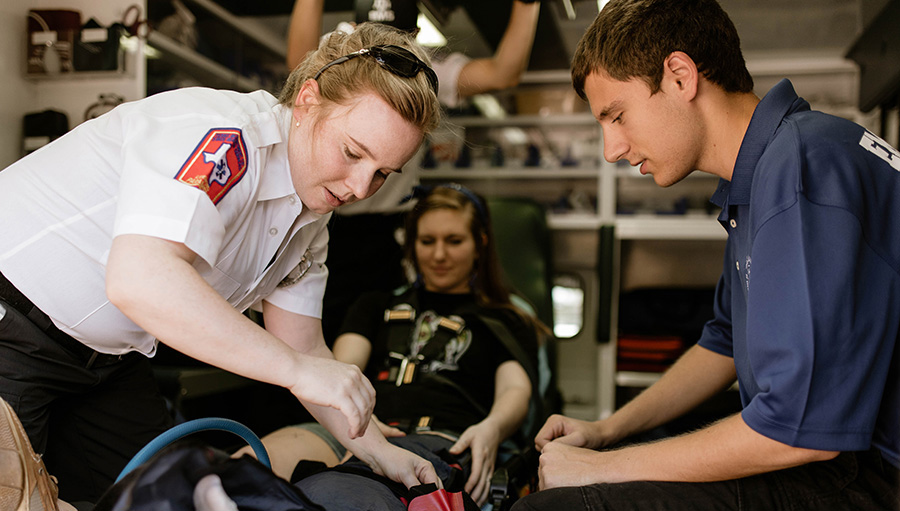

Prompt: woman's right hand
xmin=287 ymin=354 xmax=376 ymax=439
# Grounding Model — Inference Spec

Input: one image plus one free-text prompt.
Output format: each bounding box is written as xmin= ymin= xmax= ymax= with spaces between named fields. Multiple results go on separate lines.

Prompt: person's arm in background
xmin=454 ymin=0 xmax=540 ymax=97
xmin=332 ymin=332 xmax=373 ymax=370
xmin=285 ymin=0 xmax=541 ymax=99
xmin=286 ymin=0 xmax=324 ymax=70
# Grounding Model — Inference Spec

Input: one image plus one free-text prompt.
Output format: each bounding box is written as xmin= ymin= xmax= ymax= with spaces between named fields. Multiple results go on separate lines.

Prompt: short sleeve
xmin=697 ymin=262 xmax=735 ymax=358
xmin=433 ymin=52 xmax=471 ymax=109
xmin=113 ymin=106 xmax=252 ymax=266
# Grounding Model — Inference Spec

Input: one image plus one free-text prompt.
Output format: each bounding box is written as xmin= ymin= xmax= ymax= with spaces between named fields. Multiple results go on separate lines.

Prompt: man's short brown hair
xmin=571 ymin=0 xmax=754 ymax=99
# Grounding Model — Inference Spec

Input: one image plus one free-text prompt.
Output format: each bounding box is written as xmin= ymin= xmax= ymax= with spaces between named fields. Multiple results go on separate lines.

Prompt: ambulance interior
xmin=2 ymin=0 xmax=899 ymax=506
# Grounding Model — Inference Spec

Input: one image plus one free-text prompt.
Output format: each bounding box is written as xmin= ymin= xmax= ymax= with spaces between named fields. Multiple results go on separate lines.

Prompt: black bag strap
xmin=445 ymin=298 xmax=544 ymax=441
xmin=477 ymin=312 xmax=544 ymax=436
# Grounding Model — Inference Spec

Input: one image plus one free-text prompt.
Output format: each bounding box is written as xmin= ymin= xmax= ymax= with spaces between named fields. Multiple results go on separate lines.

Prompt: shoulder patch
xmin=175 ymin=128 xmax=248 ymax=204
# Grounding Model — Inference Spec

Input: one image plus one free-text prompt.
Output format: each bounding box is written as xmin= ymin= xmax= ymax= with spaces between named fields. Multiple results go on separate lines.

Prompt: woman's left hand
xmin=449 ymin=420 xmax=502 ymax=505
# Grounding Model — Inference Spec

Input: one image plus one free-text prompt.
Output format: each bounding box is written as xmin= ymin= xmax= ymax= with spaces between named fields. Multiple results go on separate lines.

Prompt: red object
xmin=617 ymin=335 xmax=685 ymax=372
xmin=408 ymin=488 xmax=468 ymax=511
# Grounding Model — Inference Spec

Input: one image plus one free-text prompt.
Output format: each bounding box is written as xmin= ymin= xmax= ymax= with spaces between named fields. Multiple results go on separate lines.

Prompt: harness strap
xmin=383 ymin=292 xmax=467 ymax=387
xmin=379 ymin=287 xmax=542 ymax=444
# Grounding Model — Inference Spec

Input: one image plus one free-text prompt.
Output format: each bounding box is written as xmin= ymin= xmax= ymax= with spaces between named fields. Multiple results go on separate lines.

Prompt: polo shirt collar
xmin=710 ymin=79 xmax=810 ymax=208
xmin=256 ymin=104 xmax=298 ymax=202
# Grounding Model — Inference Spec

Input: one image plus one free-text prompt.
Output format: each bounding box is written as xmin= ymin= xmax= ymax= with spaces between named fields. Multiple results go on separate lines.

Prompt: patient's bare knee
xmin=232 ymin=427 xmax=341 ymax=480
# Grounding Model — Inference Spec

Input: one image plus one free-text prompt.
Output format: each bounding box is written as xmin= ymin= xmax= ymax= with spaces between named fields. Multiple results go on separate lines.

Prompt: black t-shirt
xmin=338 ymin=288 xmax=538 ymax=434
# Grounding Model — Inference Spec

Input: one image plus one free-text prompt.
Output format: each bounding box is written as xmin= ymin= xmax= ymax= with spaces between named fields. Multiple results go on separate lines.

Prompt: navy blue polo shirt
xmin=699 ymin=79 xmax=900 ymax=468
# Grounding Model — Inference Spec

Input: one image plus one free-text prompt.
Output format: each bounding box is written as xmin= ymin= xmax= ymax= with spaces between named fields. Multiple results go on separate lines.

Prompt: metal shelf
xmin=447 ymin=113 xmax=598 ymax=127
xmin=147 ymin=31 xmax=261 ymax=92
xmin=615 ymin=214 xmax=726 ymax=240
xmin=183 ymin=0 xmax=287 ymax=59
xmin=421 ymin=167 xmax=600 ymax=179
xmin=546 ymin=214 xmax=726 ymax=236
xmin=616 ymin=371 xmax=663 ymax=388
xmin=616 ymin=370 xmax=739 ymax=390
xmin=547 ymin=213 xmax=605 ymax=230
xmin=25 ymin=68 xmax=134 ymax=81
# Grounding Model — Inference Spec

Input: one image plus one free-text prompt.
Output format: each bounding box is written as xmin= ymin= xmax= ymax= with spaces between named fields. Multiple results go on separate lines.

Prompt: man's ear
xmin=293 ymin=79 xmax=321 ymax=125
xmin=662 ymin=51 xmax=699 ymax=101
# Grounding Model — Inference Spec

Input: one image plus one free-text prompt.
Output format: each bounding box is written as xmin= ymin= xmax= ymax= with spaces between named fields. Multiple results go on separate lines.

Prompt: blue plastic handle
xmin=116 ymin=417 xmax=270 ymax=482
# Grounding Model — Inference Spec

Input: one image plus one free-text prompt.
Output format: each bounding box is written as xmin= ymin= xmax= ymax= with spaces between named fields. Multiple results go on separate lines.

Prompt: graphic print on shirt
xmin=175 ymin=128 xmax=248 ymax=204
xmin=410 ymin=310 xmax=472 ymax=373
xmin=744 ymin=255 xmax=751 ymax=292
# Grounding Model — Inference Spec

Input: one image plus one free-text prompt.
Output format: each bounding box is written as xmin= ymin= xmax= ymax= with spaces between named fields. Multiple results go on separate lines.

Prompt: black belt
xmin=0 ymin=270 xmax=126 ymax=369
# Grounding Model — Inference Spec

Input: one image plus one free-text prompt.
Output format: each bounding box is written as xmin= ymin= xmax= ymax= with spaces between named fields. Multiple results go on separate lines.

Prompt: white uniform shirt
xmin=0 ymin=88 xmax=330 ymax=356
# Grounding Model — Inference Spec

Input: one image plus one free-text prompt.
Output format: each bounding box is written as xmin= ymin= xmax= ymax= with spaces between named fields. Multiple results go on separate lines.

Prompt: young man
xmin=514 ymin=0 xmax=900 ymax=509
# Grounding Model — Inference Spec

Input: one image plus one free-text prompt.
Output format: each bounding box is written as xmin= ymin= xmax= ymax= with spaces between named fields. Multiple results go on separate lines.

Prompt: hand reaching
xmin=449 ymin=421 xmax=502 ymax=505
xmin=366 ymin=443 xmax=442 ymax=489
xmin=287 ymin=354 xmax=376 ymax=439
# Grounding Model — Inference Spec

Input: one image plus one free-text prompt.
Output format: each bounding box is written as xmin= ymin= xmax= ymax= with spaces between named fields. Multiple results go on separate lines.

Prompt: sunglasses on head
xmin=312 ymin=45 xmax=439 ymax=95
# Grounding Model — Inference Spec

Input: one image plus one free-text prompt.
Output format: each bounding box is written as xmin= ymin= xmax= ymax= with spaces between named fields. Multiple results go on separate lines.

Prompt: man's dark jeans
xmin=512 ymin=449 xmax=899 ymax=511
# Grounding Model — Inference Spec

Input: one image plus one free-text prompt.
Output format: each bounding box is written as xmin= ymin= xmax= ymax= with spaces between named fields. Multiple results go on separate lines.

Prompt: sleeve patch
xmin=175 ymin=128 xmax=249 ymax=204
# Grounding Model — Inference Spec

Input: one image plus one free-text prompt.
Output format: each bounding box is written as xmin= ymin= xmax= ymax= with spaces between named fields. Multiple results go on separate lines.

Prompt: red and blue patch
xmin=174 ymin=128 xmax=248 ymax=204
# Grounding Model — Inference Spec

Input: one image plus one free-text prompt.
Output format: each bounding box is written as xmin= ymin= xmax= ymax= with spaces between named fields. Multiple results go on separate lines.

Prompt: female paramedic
xmin=0 ymin=22 xmax=442 ymax=506
xmin=235 ymin=184 xmax=544 ymax=507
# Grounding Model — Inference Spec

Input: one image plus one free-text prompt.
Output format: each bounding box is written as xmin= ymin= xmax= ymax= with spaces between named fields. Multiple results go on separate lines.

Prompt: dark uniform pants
xmin=512 ymin=449 xmax=899 ymax=511
xmin=0 ymin=296 xmax=172 ymax=504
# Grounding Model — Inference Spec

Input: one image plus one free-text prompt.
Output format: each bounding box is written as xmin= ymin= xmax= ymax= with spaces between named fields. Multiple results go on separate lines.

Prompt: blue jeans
xmin=512 ymin=449 xmax=899 ymax=511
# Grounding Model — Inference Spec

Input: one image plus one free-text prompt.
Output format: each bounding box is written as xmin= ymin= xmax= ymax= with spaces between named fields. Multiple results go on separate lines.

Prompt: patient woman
xmin=237 ymin=184 xmax=540 ymax=506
